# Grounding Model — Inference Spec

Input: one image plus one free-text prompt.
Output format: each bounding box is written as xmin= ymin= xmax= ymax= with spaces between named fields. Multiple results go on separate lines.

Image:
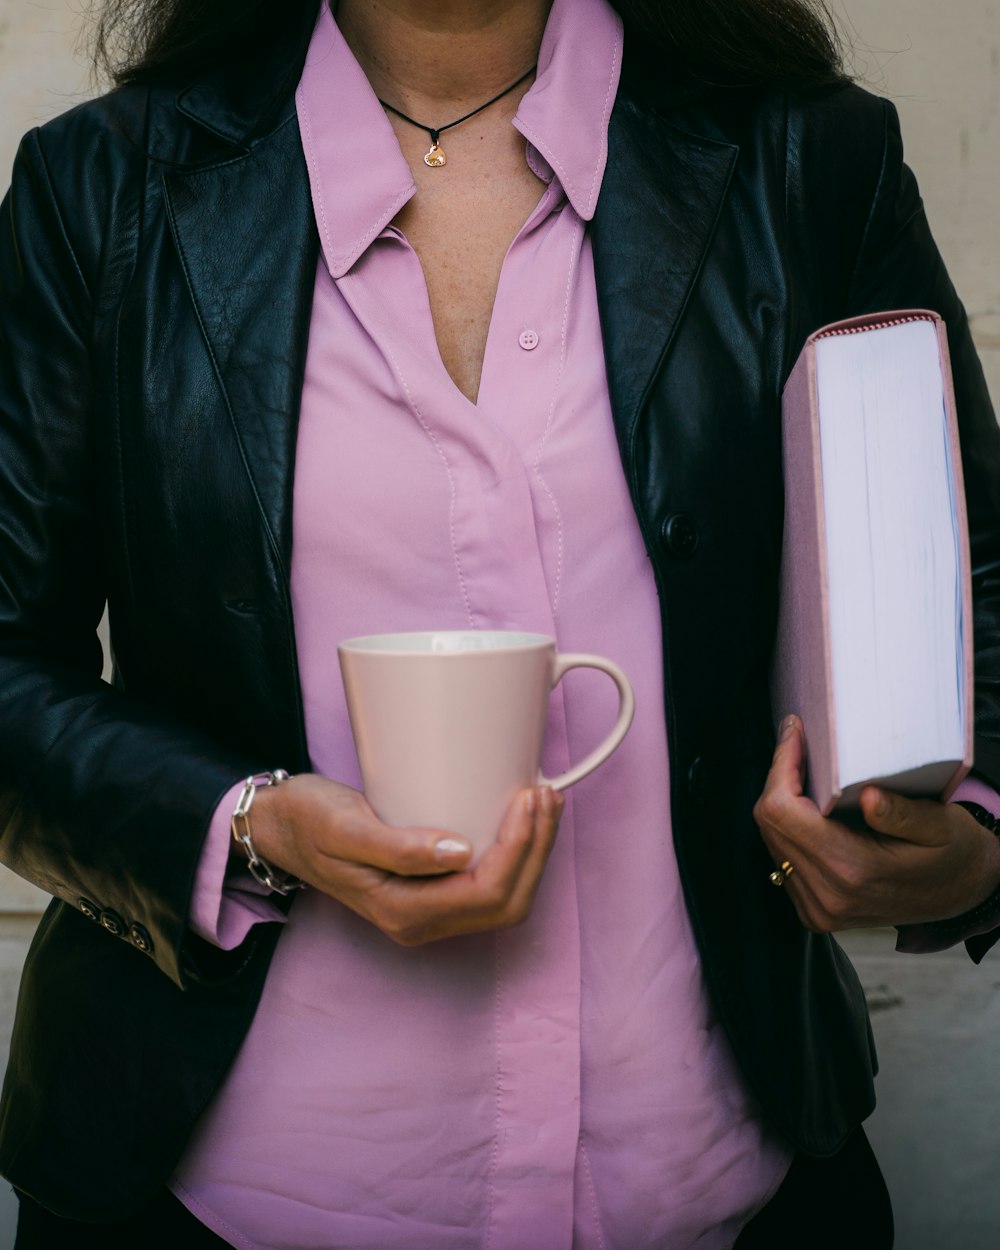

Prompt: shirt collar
xmin=512 ymin=0 xmax=623 ymax=221
xmin=295 ymin=0 xmax=623 ymax=279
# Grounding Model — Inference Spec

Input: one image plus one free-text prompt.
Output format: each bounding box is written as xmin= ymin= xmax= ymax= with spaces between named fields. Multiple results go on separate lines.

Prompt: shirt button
xmin=518 ymin=329 xmax=539 ymax=351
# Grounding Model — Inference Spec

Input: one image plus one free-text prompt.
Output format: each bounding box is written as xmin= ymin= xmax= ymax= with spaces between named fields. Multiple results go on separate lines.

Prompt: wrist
xmin=918 ymin=802 xmax=1000 ymax=935
xmin=954 ymin=800 xmax=1000 ymax=836
xmin=245 ymin=779 xmax=296 ymax=869
xmin=231 ymin=771 xmax=308 ymax=896
xmin=957 ymin=800 xmax=1000 ymax=901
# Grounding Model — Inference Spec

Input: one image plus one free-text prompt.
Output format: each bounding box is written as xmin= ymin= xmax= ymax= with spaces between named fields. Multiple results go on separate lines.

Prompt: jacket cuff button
xmin=128 ymin=923 xmax=154 ymax=955
xmin=78 ymin=898 xmax=100 ymax=922
xmin=99 ymin=909 xmax=126 ymax=937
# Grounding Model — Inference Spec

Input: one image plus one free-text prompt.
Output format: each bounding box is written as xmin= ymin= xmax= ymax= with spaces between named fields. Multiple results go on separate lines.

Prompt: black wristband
xmin=917 ymin=801 xmax=1000 ymax=937
xmin=954 ymin=800 xmax=1000 ymax=837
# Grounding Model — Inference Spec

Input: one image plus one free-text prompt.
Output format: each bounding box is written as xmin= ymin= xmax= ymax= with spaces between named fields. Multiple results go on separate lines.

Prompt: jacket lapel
xmin=163 ymin=118 xmax=319 ymax=575
xmin=593 ymin=91 xmax=738 ymax=464
xmin=161 ymin=74 xmax=738 ymax=573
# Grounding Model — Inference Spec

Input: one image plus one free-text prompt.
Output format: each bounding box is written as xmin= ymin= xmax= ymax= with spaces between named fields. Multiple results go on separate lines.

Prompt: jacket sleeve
xmin=839 ymin=98 xmax=1000 ymax=959
xmin=0 ymin=129 xmax=260 ymax=988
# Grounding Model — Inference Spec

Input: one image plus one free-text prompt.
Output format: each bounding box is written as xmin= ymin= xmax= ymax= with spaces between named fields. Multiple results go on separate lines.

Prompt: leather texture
xmin=1 ymin=30 xmax=999 ymax=1220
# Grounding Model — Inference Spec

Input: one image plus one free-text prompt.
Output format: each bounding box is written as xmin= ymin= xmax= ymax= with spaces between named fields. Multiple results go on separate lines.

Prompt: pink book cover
xmin=771 ymin=310 xmax=974 ymax=814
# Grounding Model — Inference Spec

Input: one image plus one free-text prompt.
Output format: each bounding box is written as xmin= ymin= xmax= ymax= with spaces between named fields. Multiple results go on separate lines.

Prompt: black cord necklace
xmin=378 ymin=66 xmax=537 ymax=168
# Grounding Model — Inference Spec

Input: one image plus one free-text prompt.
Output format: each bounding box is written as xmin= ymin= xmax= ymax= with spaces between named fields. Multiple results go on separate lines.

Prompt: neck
xmin=335 ymin=0 xmax=551 ymax=115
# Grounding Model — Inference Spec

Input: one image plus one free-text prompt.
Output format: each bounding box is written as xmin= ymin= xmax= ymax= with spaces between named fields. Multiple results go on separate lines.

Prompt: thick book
xmin=772 ymin=310 xmax=973 ymax=814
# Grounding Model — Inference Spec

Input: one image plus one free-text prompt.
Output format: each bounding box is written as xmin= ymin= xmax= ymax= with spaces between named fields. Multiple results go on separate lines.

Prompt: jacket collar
xmin=174 ymin=7 xmax=318 ymax=149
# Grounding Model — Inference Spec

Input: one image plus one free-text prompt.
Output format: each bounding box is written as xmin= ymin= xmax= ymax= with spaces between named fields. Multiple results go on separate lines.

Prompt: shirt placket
xmin=479 ymin=196 xmax=586 ymax=1250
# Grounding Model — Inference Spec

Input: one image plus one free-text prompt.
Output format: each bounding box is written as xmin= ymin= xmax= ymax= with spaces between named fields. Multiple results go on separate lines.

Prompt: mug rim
xmin=338 ymin=630 xmax=555 ymax=656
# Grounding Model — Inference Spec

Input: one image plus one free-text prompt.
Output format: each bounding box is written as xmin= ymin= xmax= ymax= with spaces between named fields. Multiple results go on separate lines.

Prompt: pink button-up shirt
xmin=171 ymin=1 xmax=796 ymax=1244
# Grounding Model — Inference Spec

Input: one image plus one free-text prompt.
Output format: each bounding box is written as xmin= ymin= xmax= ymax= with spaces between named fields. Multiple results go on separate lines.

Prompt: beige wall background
xmin=0 ymin=0 xmax=998 ymax=1242
xmin=833 ymin=0 xmax=1000 ymax=397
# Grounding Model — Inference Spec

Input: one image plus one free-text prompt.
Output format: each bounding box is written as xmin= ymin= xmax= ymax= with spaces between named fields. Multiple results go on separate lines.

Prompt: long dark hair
xmin=91 ymin=0 xmax=846 ymax=95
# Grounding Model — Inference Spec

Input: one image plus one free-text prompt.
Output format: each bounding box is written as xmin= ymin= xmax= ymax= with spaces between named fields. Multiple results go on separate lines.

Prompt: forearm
xmin=894 ymin=783 xmax=1000 ymax=959
xmin=0 ymin=650 xmax=260 ymax=985
xmin=187 ymin=780 xmax=288 ymax=950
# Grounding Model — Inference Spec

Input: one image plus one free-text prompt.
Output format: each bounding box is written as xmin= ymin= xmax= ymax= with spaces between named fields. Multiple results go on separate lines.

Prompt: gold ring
xmin=769 ymin=860 xmax=796 ymax=888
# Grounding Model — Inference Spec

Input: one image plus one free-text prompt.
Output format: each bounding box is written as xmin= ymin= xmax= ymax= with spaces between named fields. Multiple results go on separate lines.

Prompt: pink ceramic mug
xmin=338 ymin=631 xmax=635 ymax=865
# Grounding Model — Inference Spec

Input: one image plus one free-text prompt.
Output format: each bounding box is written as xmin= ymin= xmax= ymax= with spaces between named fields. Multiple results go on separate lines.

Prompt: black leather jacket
xmin=2 ymin=34 xmax=999 ymax=1219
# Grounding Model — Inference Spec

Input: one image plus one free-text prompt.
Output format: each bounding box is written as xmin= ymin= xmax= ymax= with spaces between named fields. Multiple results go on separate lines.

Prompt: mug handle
xmin=538 ymin=654 xmax=635 ymax=791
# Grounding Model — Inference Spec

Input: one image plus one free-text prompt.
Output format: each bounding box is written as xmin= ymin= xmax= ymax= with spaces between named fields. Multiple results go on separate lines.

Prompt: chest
xmin=388 ymin=120 xmax=547 ymax=404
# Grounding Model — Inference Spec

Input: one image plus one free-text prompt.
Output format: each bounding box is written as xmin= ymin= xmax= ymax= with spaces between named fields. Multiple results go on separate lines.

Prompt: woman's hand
xmin=753 ymin=715 xmax=1000 ymax=932
xmin=248 ymin=775 xmax=564 ymax=945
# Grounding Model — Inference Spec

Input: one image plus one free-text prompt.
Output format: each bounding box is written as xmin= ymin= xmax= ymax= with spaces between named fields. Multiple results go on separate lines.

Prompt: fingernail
xmin=872 ymin=790 xmax=888 ymax=817
xmin=780 ymin=716 xmax=796 ymax=740
xmin=541 ymin=786 xmax=555 ymax=815
xmin=434 ymin=837 xmax=471 ymax=865
xmin=524 ymin=789 xmax=538 ymax=816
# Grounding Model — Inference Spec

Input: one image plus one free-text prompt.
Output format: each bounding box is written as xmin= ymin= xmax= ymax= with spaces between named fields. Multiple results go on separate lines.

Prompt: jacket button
xmin=78 ymin=898 xmax=100 ymax=922
xmin=99 ymin=909 xmax=126 ymax=938
xmin=687 ymin=756 xmax=710 ymax=803
xmin=661 ymin=512 xmax=699 ymax=559
xmin=128 ymin=923 xmax=154 ymax=955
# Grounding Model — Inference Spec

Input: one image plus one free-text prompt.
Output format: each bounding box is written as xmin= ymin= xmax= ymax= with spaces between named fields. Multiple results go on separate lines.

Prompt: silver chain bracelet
xmin=231 ymin=769 xmax=307 ymax=896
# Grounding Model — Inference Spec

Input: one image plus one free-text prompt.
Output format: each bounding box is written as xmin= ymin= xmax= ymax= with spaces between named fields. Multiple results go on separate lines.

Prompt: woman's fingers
xmin=499 ymin=785 xmax=563 ymax=924
xmin=334 ymin=786 xmax=564 ymax=945
xmin=753 ymin=716 xmax=879 ymax=930
xmin=764 ymin=715 xmax=807 ymax=796
xmin=260 ymin=773 xmax=474 ymax=878
xmin=753 ymin=716 xmax=824 ymax=862
xmin=332 ymin=809 xmax=475 ymax=877
xmin=754 ymin=719 xmax=1000 ymax=929
xmin=362 ymin=785 xmax=562 ymax=940
xmin=261 ymin=775 xmax=565 ymax=944
xmin=858 ymin=786 xmax=951 ymax=846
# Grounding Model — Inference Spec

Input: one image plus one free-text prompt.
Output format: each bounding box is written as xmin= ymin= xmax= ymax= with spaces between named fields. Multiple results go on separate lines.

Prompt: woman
xmin=2 ymin=0 xmax=999 ymax=1245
